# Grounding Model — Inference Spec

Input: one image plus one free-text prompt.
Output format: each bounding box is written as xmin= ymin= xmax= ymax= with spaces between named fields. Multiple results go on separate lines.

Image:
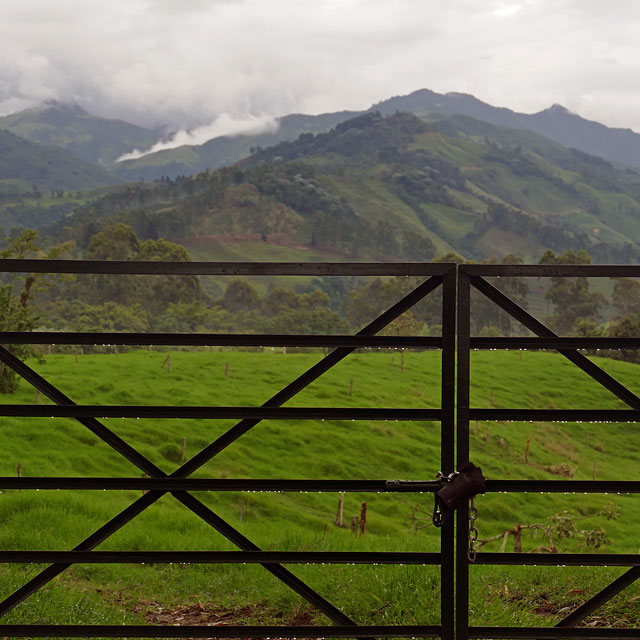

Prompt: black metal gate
xmin=0 ymin=259 xmax=456 ymax=638
xmin=457 ymin=263 xmax=640 ymax=640
xmin=3 ymin=259 xmax=640 ymax=638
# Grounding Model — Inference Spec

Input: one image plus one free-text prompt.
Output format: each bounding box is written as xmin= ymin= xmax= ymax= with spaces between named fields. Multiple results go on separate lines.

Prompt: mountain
xmin=0 ymin=129 xmax=124 ymax=233
xmin=46 ymin=111 xmax=640 ymax=267
xmin=0 ymin=129 xmax=120 ymax=191
xmin=7 ymin=90 xmax=640 ymax=183
xmin=110 ymin=89 xmax=640 ymax=181
xmin=112 ymin=110 xmax=360 ymax=182
xmin=0 ymin=101 xmax=159 ymax=165
xmin=374 ymin=89 xmax=640 ymax=169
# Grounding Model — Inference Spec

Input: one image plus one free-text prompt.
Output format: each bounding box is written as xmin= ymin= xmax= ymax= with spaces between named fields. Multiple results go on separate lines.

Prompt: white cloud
xmin=2 ymin=0 xmax=640 ymax=134
xmin=117 ymin=113 xmax=279 ymax=160
xmin=493 ymin=4 xmax=523 ymax=18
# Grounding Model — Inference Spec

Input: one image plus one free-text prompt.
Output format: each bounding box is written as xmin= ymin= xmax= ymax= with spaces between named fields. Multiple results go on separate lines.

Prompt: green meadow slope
xmin=1 ymin=348 xmax=640 ymax=628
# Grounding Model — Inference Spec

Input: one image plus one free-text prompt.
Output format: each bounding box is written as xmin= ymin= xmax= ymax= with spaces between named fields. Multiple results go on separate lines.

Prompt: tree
xmin=612 ymin=278 xmax=640 ymax=318
xmin=608 ymin=313 xmax=640 ymax=364
xmin=471 ymin=254 xmax=529 ymax=336
xmin=223 ymin=279 xmax=260 ymax=314
xmin=80 ymin=223 xmax=142 ymax=306
xmin=539 ymin=249 xmax=604 ymax=334
xmin=62 ymin=226 xmax=206 ymax=323
xmin=343 ymin=278 xmax=414 ymax=329
xmin=87 ymin=223 xmax=140 ymax=260
xmin=0 ymin=230 xmax=67 ymax=393
xmin=259 ymin=288 xmax=346 ymax=335
xmin=135 ymin=238 xmax=205 ymax=319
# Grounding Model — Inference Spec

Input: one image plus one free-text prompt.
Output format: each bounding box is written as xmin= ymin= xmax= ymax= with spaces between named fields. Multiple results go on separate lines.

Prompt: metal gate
xmin=457 ymin=263 xmax=640 ymax=640
xmin=3 ymin=259 xmax=640 ymax=638
xmin=0 ymin=259 xmax=456 ymax=638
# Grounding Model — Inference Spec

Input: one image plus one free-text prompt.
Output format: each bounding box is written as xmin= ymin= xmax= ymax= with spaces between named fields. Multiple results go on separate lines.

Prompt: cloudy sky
xmin=2 ymin=0 xmax=640 ymax=145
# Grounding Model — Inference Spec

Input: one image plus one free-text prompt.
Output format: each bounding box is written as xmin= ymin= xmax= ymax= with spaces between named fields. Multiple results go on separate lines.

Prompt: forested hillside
xmin=5 ymin=110 xmax=640 ymax=342
xmin=39 ymin=110 xmax=640 ymax=265
xmin=110 ymin=88 xmax=640 ymax=180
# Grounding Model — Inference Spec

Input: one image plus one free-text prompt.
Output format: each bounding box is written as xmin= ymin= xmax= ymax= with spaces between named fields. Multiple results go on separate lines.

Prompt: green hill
xmin=50 ymin=111 xmax=640 ymax=264
xmin=0 ymin=101 xmax=159 ymax=165
xmin=375 ymin=89 xmax=640 ymax=169
xmin=109 ymin=88 xmax=640 ymax=181
xmin=1 ymin=347 xmax=639 ymax=628
xmin=112 ymin=110 xmax=361 ymax=182
xmin=0 ymin=129 xmax=124 ymax=234
xmin=0 ymin=129 xmax=120 ymax=192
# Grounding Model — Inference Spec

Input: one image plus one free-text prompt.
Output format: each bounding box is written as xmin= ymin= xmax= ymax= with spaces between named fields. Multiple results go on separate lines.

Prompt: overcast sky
xmin=2 ymin=0 xmax=640 ymax=146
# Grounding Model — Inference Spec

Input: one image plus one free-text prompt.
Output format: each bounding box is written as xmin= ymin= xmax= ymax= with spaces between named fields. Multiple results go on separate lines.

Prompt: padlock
xmin=436 ymin=462 xmax=486 ymax=511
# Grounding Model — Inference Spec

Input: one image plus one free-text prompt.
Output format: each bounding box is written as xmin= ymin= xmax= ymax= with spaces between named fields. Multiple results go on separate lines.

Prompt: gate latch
xmin=433 ymin=462 xmax=486 ymax=527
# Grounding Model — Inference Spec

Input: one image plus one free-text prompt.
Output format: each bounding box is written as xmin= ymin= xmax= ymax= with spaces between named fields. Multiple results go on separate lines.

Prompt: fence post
xmin=359 ymin=502 xmax=367 ymax=535
xmin=336 ymin=492 xmax=345 ymax=527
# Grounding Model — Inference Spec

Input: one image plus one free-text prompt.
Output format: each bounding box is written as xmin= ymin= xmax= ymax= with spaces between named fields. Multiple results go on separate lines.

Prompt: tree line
xmin=2 ymin=227 xmax=640 ymax=393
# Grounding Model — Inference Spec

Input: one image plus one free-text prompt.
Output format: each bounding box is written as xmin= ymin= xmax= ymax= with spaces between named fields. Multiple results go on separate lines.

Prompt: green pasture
xmin=1 ymin=348 xmax=640 ymax=628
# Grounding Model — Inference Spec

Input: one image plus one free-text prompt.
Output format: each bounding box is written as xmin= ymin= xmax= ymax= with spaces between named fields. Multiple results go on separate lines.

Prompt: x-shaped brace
xmin=471 ymin=275 xmax=640 ymax=627
xmin=0 ymin=275 xmax=442 ymax=626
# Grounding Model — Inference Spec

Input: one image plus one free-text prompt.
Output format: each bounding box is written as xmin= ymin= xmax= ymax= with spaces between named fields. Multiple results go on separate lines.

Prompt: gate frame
xmin=0 ymin=259 xmax=456 ymax=639
xmin=457 ymin=263 xmax=640 ymax=640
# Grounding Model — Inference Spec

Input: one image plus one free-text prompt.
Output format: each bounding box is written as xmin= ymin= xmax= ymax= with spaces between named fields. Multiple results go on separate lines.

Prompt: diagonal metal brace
xmin=556 ymin=566 xmax=640 ymax=628
xmin=469 ymin=276 xmax=640 ymax=410
xmin=0 ymin=276 xmax=443 ymax=626
xmin=174 ymin=276 xmax=443 ymax=477
xmin=0 ymin=355 xmax=353 ymax=626
xmin=0 ymin=345 xmax=164 ymax=477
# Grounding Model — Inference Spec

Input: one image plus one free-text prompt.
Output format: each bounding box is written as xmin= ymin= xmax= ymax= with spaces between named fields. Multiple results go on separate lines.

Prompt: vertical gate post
xmin=441 ymin=266 xmax=456 ymax=640
xmin=456 ymin=267 xmax=471 ymax=640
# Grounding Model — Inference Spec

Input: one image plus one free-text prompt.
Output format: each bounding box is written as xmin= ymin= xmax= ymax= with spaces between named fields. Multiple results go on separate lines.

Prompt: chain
xmin=437 ymin=470 xmax=459 ymax=482
xmin=467 ymin=495 xmax=478 ymax=563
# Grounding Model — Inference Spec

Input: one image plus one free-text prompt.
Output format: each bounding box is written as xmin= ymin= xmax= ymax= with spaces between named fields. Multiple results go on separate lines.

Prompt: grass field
xmin=1 ymin=347 xmax=640 ymax=629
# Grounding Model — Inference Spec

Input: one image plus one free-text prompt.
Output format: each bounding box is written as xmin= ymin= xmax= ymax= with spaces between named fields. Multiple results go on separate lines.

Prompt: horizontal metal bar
xmin=0 ymin=332 xmax=442 ymax=348
xmin=486 ymin=480 xmax=640 ymax=493
xmin=470 ymin=276 xmax=640 ymax=414
xmin=0 ymin=625 xmax=442 ymax=638
xmin=0 ymin=551 xmax=441 ymax=565
xmin=469 ymin=627 xmax=640 ymax=639
xmin=475 ymin=553 xmax=640 ymax=566
xmin=470 ymin=409 xmax=640 ymax=422
xmin=0 ymin=477 xmax=441 ymax=492
xmin=0 ymin=405 xmax=442 ymax=420
xmin=471 ymin=337 xmax=640 ymax=350
xmin=461 ymin=264 xmax=640 ymax=277
xmin=0 ymin=259 xmax=455 ymax=276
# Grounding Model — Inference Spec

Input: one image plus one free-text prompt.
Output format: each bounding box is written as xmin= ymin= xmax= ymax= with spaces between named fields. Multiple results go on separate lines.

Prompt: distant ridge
xmin=0 ymin=101 xmax=158 ymax=165
xmin=374 ymin=89 xmax=640 ymax=168
xmin=7 ymin=89 xmax=640 ymax=181
xmin=0 ymin=128 xmax=119 ymax=190
xmin=109 ymin=89 xmax=640 ymax=180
